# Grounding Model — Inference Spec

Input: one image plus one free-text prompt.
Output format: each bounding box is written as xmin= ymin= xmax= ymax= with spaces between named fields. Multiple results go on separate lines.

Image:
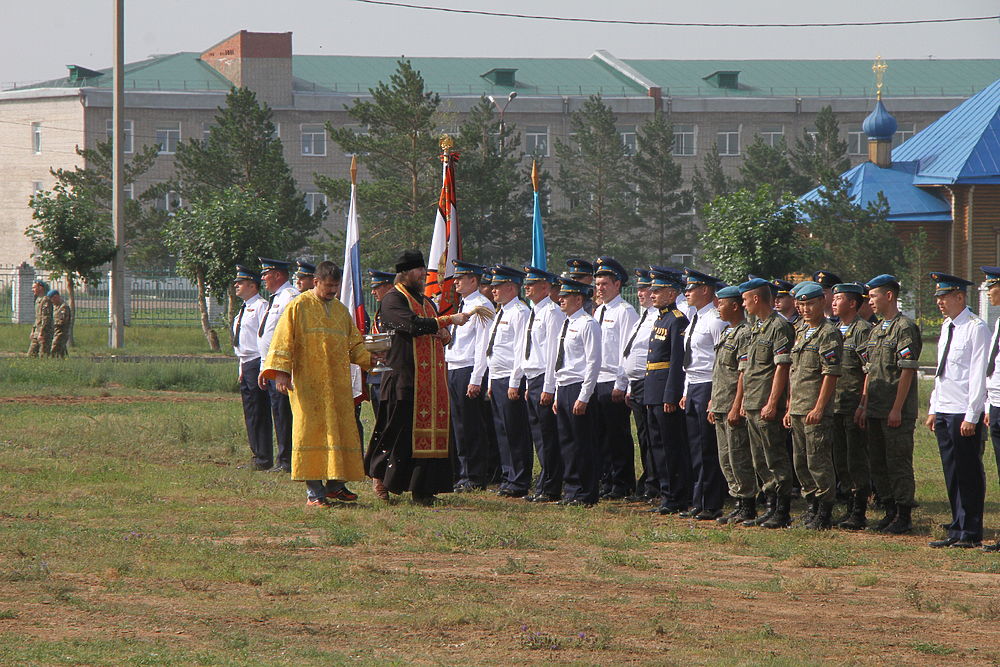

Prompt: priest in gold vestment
xmin=261 ymin=260 xmax=374 ymax=506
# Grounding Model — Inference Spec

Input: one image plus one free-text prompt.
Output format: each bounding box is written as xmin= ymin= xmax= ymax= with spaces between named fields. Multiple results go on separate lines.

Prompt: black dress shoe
xmin=929 ymin=537 xmax=959 ymax=548
xmin=656 ymin=505 xmax=684 ymax=515
xmin=982 ymin=542 xmax=1000 ymax=553
xmin=525 ymin=494 xmax=559 ymax=503
xmin=497 ymin=488 xmax=527 ymax=498
xmin=695 ymin=509 xmax=723 ymax=521
xmin=561 ymin=499 xmax=594 ymax=507
xmin=602 ymin=491 xmax=627 ymax=500
xmin=952 ymin=539 xmax=983 ymax=549
xmin=678 ymin=507 xmax=701 ymax=518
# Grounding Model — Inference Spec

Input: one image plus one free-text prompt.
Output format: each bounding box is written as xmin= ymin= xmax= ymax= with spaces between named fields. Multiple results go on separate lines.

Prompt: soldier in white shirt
xmin=926 ymin=272 xmax=990 ymax=549
xmin=445 ymin=261 xmax=496 ymax=492
xmin=680 ymin=268 xmax=730 ymax=520
xmin=470 ymin=266 xmax=533 ymax=497
xmin=510 ymin=267 xmax=563 ymax=503
xmin=982 ymin=266 xmax=1000 ymax=553
xmin=591 ymin=256 xmax=639 ymax=499
xmin=541 ymin=278 xmax=602 ymax=506
xmin=623 ymin=269 xmax=659 ymax=501
xmin=232 ymin=265 xmax=273 ymax=471
xmin=255 ymin=258 xmax=300 ymax=473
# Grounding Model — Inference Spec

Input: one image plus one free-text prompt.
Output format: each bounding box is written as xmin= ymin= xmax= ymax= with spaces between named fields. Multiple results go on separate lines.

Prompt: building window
xmin=846 ymin=124 xmax=866 ymax=155
xmin=123 ymin=184 xmax=134 ymax=201
xmin=524 ymin=126 xmax=549 ymax=157
xmin=716 ymin=125 xmax=740 ymax=156
xmin=201 ymin=122 xmax=214 ymax=145
xmin=803 ymin=127 xmax=818 ymax=141
xmin=301 ymin=124 xmax=326 ymax=156
xmin=672 ymin=124 xmax=696 ymax=156
xmin=341 ymin=126 xmax=370 ymax=156
xmin=105 ymin=119 xmax=134 ymax=153
xmin=155 ymin=122 xmax=181 ymax=154
xmin=32 ymin=181 xmax=44 ymax=194
xmin=619 ymin=125 xmax=637 ymax=156
xmin=31 ymin=122 xmax=41 ymax=154
xmin=305 ymin=192 xmax=327 ymax=216
xmin=759 ymin=125 xmax=784 ymax=148
xmin=155 ymin=190 xmax=181 ymax=213
xmin=892 ymin=122 xmax=916 ymax=149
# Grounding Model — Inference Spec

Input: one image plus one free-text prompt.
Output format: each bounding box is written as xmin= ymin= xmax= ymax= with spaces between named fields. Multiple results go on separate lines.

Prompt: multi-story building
xmin=1 ymin=29 xmax=997 ymax=266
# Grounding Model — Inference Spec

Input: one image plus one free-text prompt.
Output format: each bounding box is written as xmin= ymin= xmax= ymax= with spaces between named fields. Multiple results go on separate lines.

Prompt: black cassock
xmin=365 ymin=284 xmax=454 ymax=496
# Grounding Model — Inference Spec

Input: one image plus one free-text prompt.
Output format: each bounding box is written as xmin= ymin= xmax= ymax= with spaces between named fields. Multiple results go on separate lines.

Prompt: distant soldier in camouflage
xmin=48 ymin=290 xmax=72 ymax=358
xmin=27 ymin=279 xmax=53 ymax=358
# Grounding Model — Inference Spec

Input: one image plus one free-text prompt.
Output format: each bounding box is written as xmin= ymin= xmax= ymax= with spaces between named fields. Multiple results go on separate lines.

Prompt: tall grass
xmin=0 ymin=323 xmax=229 ymax=356
xmin=0 ymin=358 xmax=238 ymax=394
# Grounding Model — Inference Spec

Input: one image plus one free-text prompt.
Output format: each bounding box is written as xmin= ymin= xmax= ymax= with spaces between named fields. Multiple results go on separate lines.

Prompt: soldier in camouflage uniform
xmin=784 ymin=282 xmax=844 ymax=530
xmin=830 ymin=283 xmax=873 ymax=529
xmin=27 ymin=279 xmax=53 ymax=358
xmin=857 ymin=274 xmax=922 ymax=535
xmin=709 ymin=285 xmax=757 ymax=524
xmin=48 ymin=290 xmax=72 ymax=358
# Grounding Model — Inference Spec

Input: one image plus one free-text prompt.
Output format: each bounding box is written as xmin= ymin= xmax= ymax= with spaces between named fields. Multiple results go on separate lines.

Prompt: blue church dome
xmin=863 ymin=98 xmax=897 ymax=140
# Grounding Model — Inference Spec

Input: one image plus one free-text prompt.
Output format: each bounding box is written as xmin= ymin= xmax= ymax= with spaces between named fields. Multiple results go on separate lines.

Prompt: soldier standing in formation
xmin=623 ymin=269 xmax=659 ymax=501
xmin=233 ymin=265 xmax=273 ymax=471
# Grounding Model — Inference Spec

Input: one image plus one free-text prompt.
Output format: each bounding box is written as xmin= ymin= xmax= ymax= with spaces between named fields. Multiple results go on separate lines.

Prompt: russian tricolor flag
xmin=341 ymin=156 xmax=367 ymax=337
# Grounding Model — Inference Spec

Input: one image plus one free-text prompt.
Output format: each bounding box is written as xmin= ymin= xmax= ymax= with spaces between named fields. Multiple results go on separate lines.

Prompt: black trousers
xmin=684 ymin=381 xmax=725 ymax=511
xmin=239 ymin=358 xmax=273 ymax=467
xmin=556 ymin=382 xmax=599 ymax=504
xmin=935 ymin=413 xmax=986 ymax=542
xmin=594 ymin=380 xmax=636 ymax=495
xmin=988 ymin=405 xmax=1000 ymax=486
xmin=630 ymin=379 xmax=659 ymax=497
xmin=526 ymin=374 xmax=561 ymax=497
xmin=646 ymin=403 xmax=691 ymax=509
xmin=266 ymin=379 xmax=293 ymax=467
xmin=490 ymin=376 xmax=533 ymax=492
xmin=447 ymin=366 xmax=493 ymax=487
xmin=368 ymin=379 xmax=382 ymax=418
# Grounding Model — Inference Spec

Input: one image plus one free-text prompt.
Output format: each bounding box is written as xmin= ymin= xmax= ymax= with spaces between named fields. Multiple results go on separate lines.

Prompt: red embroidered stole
xmin=395 ymin=285 xmax=449 ymax=458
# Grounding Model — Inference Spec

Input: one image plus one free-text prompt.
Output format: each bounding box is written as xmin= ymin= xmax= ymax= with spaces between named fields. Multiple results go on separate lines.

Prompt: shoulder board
xmin=670 ymin=307 xmax=683 ymax=316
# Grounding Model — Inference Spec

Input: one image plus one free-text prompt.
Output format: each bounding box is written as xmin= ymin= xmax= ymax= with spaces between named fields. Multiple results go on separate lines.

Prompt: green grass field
xmin=0 ymin=324 xmax=231 ymax=356
xmin=2 ymin=329 xmax=998 ymax=665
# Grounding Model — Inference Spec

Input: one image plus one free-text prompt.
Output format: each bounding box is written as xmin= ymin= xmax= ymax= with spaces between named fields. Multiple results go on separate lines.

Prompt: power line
xmin=349 ymin=1 xmax=1000 ymax=28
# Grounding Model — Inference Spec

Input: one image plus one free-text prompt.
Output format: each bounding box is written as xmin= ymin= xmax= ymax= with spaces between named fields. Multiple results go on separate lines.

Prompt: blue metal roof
xmin=798 ymin=161 xmax=951 ymax=222
xmin=893 ymin=78 xmax=1000 ymax=185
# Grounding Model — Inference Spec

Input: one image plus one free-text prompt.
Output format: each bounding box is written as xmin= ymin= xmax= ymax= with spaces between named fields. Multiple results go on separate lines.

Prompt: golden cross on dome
xmin=440 ymin=134 xmax=454 ymax=152
xmin=872 ymin=56 xmax=888 ymax=100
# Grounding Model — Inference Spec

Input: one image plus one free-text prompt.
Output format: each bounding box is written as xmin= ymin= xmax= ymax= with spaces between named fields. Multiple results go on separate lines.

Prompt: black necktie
xmin=936 ymin=322 xmax=955 ymax=378
xmin=257 ymin=294 xmax=276 ymax=336
xmin=990 ymin=324 xmax=1000 ymax=378
xmin=486 ymin=306 xmax=503 ymax=357
xmin=598 ymin=305 xmax=606 ymax=325
xmin=623 ymin=308 xmax=649 ymax=358
xmin=448 ymin=299 xmax=464 ymax=349
xmin=234 ymin=303 xmax=246 ymax=341
xmin=554 ymin=318 xmax=569 ymax=371
xmin=524 ymin=307 xmax=537 ymax=359
xmin=684 ymin=311 xmax=699 ymax=367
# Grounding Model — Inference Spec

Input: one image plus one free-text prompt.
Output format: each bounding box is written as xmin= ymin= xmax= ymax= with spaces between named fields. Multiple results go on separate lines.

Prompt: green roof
xmin=13 ymin=52 xmax=1000 ymax=99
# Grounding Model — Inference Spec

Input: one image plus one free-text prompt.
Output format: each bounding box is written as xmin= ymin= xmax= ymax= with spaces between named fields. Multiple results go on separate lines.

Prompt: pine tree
xmin=901 ymin=227 xmax=936 ymax=324
xmin=633 ymin=112 xmax=693 ymax=264
xmin=739 ymin=135 xmax=809 ymax=198
xmin=692 ymin=143 xmax=731 ymax=212
xmin=790 ymin=106 xmax=850 ymax=188
xmin=319 ymin=61 xmax=442 ymax=269
xmin=552 ymin=95 xmax=636 ymax=263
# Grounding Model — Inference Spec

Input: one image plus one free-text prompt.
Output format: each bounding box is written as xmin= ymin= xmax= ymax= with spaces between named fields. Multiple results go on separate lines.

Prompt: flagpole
xmin=530 ymin=159 xmax=547 ymax=271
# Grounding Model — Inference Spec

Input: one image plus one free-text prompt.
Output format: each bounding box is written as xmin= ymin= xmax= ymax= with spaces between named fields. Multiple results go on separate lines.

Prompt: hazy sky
xmin=3 ymin=0 xmax=999 ymax=85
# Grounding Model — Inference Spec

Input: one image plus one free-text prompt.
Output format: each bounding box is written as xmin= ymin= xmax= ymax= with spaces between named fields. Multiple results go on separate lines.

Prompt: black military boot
xmin=797 ymin=497 xmax=819 ymax=527
xmin=732 ymin=497 xmax=756 ymax=524
xmin=743 ymin=493 xmax=775 ymax=527
xmin=838 ymin=491 xmax=868 ymax=530
xmin=883 ymin=503 xmax=912 ymax=534
xmin=807 ymin=501 xmax=835 ymax=530
xmin=872 ymin=500 xmax=897 ymax=532
xmin=762 ymin=495 xmax=792 ymax=529
xmin=833 ymin=493 xmax=855 ymax=526
xmin=717 ymin=499 xmax=742 ymax=525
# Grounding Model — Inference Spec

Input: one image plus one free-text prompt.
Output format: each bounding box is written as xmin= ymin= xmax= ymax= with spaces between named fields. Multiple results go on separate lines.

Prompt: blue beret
xmin=832 ymin=282 xmax=864 ymax=295
xmin=929 ymin=272 xmax=973 ymax=296
xmin=46 ymin=289 xmax=59 ymax=297
xmin=33 ymin=278 xmax=49 ymax=290
xmin=259 ymin=257 xmax=291 ymax=273
xmin=452 ymin=260 xmax=485 ymax=277
xmin=812 ymin=270 xmax=842 ymax=289
xmin=522 ymin=266 xmax=557 ymax=284
xmin=716 ymin=285 xmax=742 ymax=300
xmin=557 ymin=277 xmax=592 ymax=297
xmin=565 ymin=257 xmax=595 ymax=277
xmin=738 ymin=278 xmax=771 ymax=294
xmin=295 ymin=260 xmax=316 ymax=277
xmin=865 ymin=274 xmax=899 ymax=290
xmin=234 ymin=264 xmax=261 ymax=283
xmin=594 ymin=256 xmax=628 ymax=284
xmin=684 ymin=268 xmax=720 ymax=289
xmin=794 ymin=281 xmax=825 ymax=301
xmin=491 ymin=265 xmax=526 ymax=285
xmin=368 ymin=269 xmax=394 ymax=287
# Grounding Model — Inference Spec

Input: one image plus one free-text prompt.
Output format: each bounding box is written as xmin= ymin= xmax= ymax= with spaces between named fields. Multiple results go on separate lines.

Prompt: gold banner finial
xmin=531 ymin=159 xmax=539 ymax=192
xmin=872 ymin=55 xmax=887 ymax=100
xmin=439 ymin=134 xmax=454 ymax=152
xmin=350 ymin=154 xmax=357 ymax=185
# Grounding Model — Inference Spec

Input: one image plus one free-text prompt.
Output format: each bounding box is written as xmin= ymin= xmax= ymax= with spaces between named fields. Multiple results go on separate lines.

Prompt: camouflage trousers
xmin=867 ymin=417 xmax=916 ymax=506
xmin=713 ymin=413 xmax=757 ymax=499
xmin=790 ymin=414 xmax=836 ymax=503
xmin=746 ymin=409 xmax=794 ymax=497
xmin=832 ymin=412 xmax=870 ymax=494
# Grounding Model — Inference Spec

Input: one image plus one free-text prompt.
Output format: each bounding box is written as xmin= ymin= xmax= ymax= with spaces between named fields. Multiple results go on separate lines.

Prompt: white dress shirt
xmin=622 ymin=305 xmax=657 ymax=383
xmin=543 ymin=308 xmax=602 ymax=403
xmin=595 ymin=294 xmax=638 ymax=391
xmin=929 ymin=307 xmax=989 ymax=422
xmin=510 ymin=295 xmax=560 ymax=386
xmin=987 ymin=317 xmax=1000 ymax=407
xmin=474 ymin=296 xmax=530 ymax=383
xmin=233 ymin=293 xmax=265 ymax=366
xmin=257 ymin=281 xmax=300 ymax=361
xmin=683 ymin=303 xmax=729 ymax=392
xmin=445 ymin=291 xmax=494 ymax=370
